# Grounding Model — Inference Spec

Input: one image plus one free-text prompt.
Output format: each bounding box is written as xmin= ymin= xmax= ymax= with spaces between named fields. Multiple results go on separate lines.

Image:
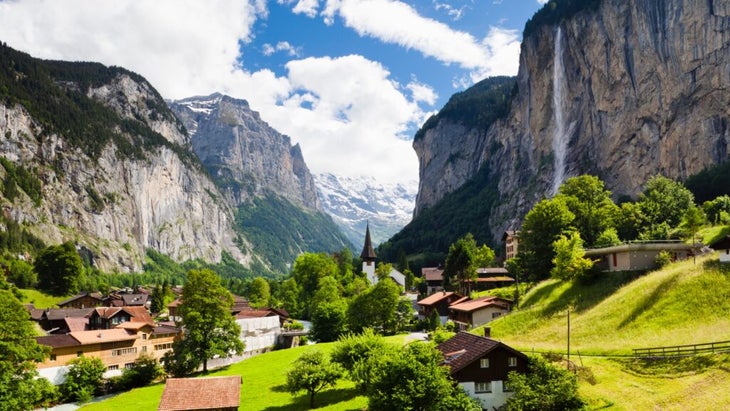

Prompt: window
xmin=492 ymin=312 xmax=502 ymax=318
xmin=50 ymin=354 xmax=56 ymax=361
xmin=111 ymin=347 xmax=137 ymax=356
xmin=125 ymin=363 xmax=134 ymax=369
xmin=142 ymin=346 xmax=147 ymax=352
xmin=107 ymin=365 xmax=119 ymax=371
xmin=142 ymin=334 xmax=147 ymax=340
xmin=480 ymin=358 xmax=489 ymax=368
xmin=508 ymin=356 xmax=518 ymax=367
xmin=76 ymin=351 xmax=83 ymax=357
xmin=503 ymin=381 xmax=513 ymax=392
xmin=155 ymin=343 xmax=174 ymax=351
xmin=475 ymin=381 xmax=492 ymax=393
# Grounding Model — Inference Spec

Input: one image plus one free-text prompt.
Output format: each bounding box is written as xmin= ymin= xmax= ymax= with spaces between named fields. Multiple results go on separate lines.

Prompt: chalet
xmin=710 ymin=235 xmax=730 ymax=263
xmin=584 ymin=241 xmax=700 ymax=272
xmin=503 ymin=230 xmax=520 ymax=261
xmin=448 ymin=296 xmax=512 ymax=330
xmin=87 ymin=306 xmax=154 ymax=330
xmin=422 ymin=266 xmax=444 ymax=294
xmin=437 ymin=331 xmax=528 ymax=410
xmin=417 ymin=291 xmax=465 ymax=324
xmin=57 ymin=292 xmax=105 ymax=309
xmin=158 ymin=376 xmax=242 ymax=411
xmin=469 ymin=267 xmax=515 ymax=291
xmin=35 ymin=323 xmax=179 ymax=384
xmin=36 ymin=308 xmax=93 ymax=333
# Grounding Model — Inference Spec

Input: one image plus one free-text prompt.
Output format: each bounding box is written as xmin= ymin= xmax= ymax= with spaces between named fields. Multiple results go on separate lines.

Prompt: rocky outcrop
xmin=0 ymin=76 xmax=246 ymax=272
xmin=414 ymin=0 xmax=730 ymax=243
xmin=170 ymin=94 xmax=320 ymax=211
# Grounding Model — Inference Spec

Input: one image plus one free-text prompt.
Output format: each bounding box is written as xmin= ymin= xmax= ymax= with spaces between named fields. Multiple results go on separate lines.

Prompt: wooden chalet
xmin=421 ymin=266 xmax=445 ymax=294
xmin=158 ymin=376 xmax=242 ymax=411
xmin=416 ymin=291 xmax=465 ymax=324
xmin=448 ymin=296 xmax=512 ymax=330
xmin=57 ymin=292 xmax=105 ymax=309
xmin=437 ymin=331 xmax=528 ymax=410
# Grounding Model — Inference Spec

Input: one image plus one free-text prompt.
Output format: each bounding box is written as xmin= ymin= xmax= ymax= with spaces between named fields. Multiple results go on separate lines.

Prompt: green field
xmin=79 ymin=336 xmax=409 ymax=411
xmin=20 ymin=288 xmax=70 ymax=308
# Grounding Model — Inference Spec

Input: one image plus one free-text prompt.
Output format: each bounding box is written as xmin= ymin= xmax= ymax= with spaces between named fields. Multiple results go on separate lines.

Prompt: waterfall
xmin=551 ymin=26 xmax=567 ymax=196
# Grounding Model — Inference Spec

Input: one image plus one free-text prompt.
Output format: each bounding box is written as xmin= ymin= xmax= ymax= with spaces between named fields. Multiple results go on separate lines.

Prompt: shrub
xmin=61 ymin=356 xmax=106 ymax=402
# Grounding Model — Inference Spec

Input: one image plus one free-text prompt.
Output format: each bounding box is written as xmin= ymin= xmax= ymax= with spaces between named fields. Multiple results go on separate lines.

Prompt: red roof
xmin=158 ymin=376 xmax=242 ymax=411
xmin=36 ymin=334 xmax=80 ymax=349
xmin=417 ymin=291 xmax=461 ymax=307
xmin=421 ymin=267 xmax=444 ymax=282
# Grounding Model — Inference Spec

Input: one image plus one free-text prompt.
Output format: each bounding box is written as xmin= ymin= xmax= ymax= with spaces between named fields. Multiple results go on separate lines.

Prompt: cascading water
xmin=551 ymin=26 xmax=568 ymax=196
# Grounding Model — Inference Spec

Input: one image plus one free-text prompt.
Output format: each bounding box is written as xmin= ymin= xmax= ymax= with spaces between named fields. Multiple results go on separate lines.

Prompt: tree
xmin=286 ymin=350 xmax=343 ymax=408
xmin=246 ymin=277 xmax=270 ymax=308
xmin=62 ymin=356 xmax=106 ymax=402
xmin=275 ymin=278 xmax=302 ymax=318
xmin=0 ymin=283 xmax=56 ymax=410
xmin=474 ymin=244 xmax=496 ymax=268
xmin=443 ymin=233 xmax=478 ymax=295
xmin=702 ymin=195 xmax=730 ymax=224
xmin=365 ymin=342 xmax=480 ymax=411
xmin=311 ymin=300 xmax=347 ymax=342
xmin=169 ymin=269 xmax=244 ymax=374
xmin=615 ymin=201 xmax=646 ymax=241
xmin=681 ymin=204 xmax=705 ymax=243
xmin=639 ymin=175 xmax=694 ymax=232
xmin=118 ymin=353 xmax=163 ymax=390
xmin=331 ymin=328 xmax=388 ymax=378
xmin=551 ymin=232 xmax=594 ymax=281
xmin=5 ymin=258 xmax=36 ymax=288
xmin=557 ymin=175 xmax=619 ymax=246
xmin=505 ymin=355 xmax=585 ymax=411
xmin=35 ymin=241 xmax=83 ymax=295
xmin=594 ymin=227 xmax=621 ymax=248
xmin=347 ymin=279 xmax=401 ymax=334
xmin=291 ymin=253 xmax=339 ymax=318
xmin=518 ymin=198 xmax=575 ymax=281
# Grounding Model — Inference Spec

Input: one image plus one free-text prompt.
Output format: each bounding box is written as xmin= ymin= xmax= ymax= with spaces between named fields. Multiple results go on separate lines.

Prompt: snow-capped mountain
xmin=315 ymin=173 xmax=417 ymax=249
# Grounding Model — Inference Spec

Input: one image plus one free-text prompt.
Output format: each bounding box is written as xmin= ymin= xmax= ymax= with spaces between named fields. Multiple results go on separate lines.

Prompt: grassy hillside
xmin=482 ymin=252 xmax=730 ymax=409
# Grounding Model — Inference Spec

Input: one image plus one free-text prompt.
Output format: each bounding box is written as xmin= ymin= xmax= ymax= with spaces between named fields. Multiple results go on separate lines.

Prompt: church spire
xmin=360 ymin=222 xmax=376 ymax=261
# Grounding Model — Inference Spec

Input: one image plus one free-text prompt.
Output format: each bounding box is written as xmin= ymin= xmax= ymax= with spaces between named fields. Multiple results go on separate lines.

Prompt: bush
xmin=118 ymin=354 xmax=162 ymax=390
xmin=655 ymin=250 xmax=673 ymax=268
xmin=61 ymin=356 xmax=106 ymax=402
xmin=505 ymin=355 xmax=585 ymax=411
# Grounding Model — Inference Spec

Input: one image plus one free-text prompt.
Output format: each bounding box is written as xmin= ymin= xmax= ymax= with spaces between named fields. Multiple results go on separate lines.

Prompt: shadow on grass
xmin=262 ymin=387 xmax=361 ymax=411
xmin=521 ymin=270 xmax=645 ymax=318
xmin=617 ymin=272 xmax=680 ymax=329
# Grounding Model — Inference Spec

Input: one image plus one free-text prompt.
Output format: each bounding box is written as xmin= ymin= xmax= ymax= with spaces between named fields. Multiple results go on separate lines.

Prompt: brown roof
xmin=236 ymin=309 xmax=276 ymax=319
xmin=121 ymin=293 xmax=148 ymax=306
xmin=437 ymin=331 xmax=526 ymax=374
xmin=35 ymin=334 xmax=80 ymax=349
xmin=42 ymin=308 xmax=94 ymax=321
xmin=710 ymin=235 xmax=730 ymax=250
xmin=63 ymin=317 xmax=89 ymax=332
xmin=158 ymin=376 xmax=242 ymax=411
xmin=476 ymin=267 xmax=510 ymax=276
xmin=448 ymin=296 xmax=511 ymax=313
xmin=69 ymin=329 xmax=138 ymax=345
xmin=57 ymin=292 xmax=104 ymax=307
xmin=360 ymin=223 xmax=376 ymax=261
xmin=417 ymin=291 xmax=460 ymax=307
xmin=92 ymin=306 xmax=154 ymax=325
xmin=422 ymin=267 xmax=444 ymax=282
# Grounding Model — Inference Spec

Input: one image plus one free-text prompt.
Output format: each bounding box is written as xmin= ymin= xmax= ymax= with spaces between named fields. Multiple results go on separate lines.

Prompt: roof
xmin=69 ymin=329 xmax=138 ymax=345
xmin=360 ymin=223 xmax=376 ymax=261
xmin=584 ymin=241 xmax=700 ymax=257
xmin=35 ymin=334 xmax=80 ymax=349
xmin=476 ymin=267 xmax=509 ymax=276
xmin=422 ymin=267 xmax=444 ymax=282
xmin=158 ymin=376 xmax=242 ymax=411
xmin=471 ymin=276 xmax=515 ymax=283
xmin=437 ymin=331 xmax=526 ymax=374
xmin=25 ymin=304 xmax=44 ymax=321
xmin=92 ymin=306 xmax=154 ymax=325
xmin=710 ymin=235 xmax=730 ymax=250
xmin=63 ymin=317 xmax=89 ymax=332
xmin=235 ymin=309 xmax=278 ymax=319
xmin=115 ymin=321 xmax=153 ymax=331
xmin=42 ymin=308 xmax=94 ymax=321
xmin=57 ymin=292 xmax=104 ymax=307
xmin=153 ymin=324 xmax=180 ymax=336
xmin=417 ymin=291 xmax=460 ymax=307
xmin=122 ymin=293 xmax=148 ymax=306
xmin=449 ymin=296 xmax=511 ymax=313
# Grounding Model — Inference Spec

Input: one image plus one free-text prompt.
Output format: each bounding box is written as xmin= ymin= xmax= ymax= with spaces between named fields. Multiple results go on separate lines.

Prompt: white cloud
xmin=537 ymin=0 xmax=549 ymax=4
xmin=433 ymin=1 xmax=467 ymax=21
xmin=262 ymin=41 xmax=301 ymax=57
xmin=277 ymin=0 xmax=320 ymax=17
xmin=407 ymin=81 xmax=437 ymax=105
xmin=469 ymin=26 xmax=521 ymax=81
xmin=0 ymin=0 xmax=421 ymax=184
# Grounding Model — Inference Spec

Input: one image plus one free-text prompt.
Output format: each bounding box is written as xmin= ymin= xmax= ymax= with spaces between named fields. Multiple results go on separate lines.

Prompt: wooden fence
xmin=633 ymin=340 xmax=730 ymax=358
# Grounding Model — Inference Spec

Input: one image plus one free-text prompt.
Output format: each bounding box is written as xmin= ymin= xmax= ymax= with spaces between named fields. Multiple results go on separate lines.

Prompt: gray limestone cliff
xmin=170 ymin=94 xmax=320 ymax=211
xmin=414 ymin=0 xmax=730 ymax=243
xmin=0 ymin=69 xmax=246 ymax=272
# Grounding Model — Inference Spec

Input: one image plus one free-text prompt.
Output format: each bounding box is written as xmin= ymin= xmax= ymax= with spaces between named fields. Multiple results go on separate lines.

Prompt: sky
xmin=0 ymin=0 xmax=547 ymax=187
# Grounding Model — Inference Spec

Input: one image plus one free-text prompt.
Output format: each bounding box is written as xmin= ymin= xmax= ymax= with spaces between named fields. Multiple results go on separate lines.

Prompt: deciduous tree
xmin=347 ymin=279 xmax=401 ymax=334
xmin=505 ymin=355 xmax=585 ymax=411
xmin=0 ymin=281 xmax=56 ymax=410
xmin=557 ymin=175 xmax=619 ymax=246
xmin=62 ymin=356 xmax=105 ymax=403
xmin=443 ymin=233 xmax=478 ymax=295
xmin=551 ymin=232 xmax=594 ymax=281
xmin=167 ymin=269 xmax=244 ymax=374
xmin=286 ymin=350 xmax=343 ymax=408
xmin=35 ymin=241 xmax=83 ymax=296
xmin=518 ymin=198 xmax=575 ymax=281
xmin=246 ymin=277 xmax=271 ymax=308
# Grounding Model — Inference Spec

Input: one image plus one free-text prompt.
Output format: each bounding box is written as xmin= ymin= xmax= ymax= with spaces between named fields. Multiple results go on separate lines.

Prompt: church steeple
xmin=360 ymin=222 xmax=376 ymax=261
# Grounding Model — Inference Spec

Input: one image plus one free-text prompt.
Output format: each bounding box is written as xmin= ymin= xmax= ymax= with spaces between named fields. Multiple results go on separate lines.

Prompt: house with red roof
xmin=416 ymin=291 xmax=465 ymax=324
xmin=437 ymin=331 xmax=528 ymax=410
xmin=448 ymin=296 xmax=512 ymax=330
xmin=158 ymin=376 xmax=241 ymax=411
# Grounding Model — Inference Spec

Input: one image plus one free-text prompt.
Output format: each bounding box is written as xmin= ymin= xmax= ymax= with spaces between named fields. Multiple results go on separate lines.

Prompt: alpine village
xmin=2 ymin=1 xmax=730 ymax=410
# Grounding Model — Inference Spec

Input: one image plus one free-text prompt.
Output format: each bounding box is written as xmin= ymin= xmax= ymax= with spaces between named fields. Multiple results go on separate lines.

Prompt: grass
xmin=480 ymin=253 xmax=730 ymax=409
xmin=79 ymin=336 xmax=409 ymax=411
xmin=19 ymin=288 xmax=69 ymax=308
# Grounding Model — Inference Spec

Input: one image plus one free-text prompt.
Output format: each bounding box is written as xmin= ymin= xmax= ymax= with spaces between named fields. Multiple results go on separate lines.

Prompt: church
xmin=359 ymin=223 xmax=406 ymax=288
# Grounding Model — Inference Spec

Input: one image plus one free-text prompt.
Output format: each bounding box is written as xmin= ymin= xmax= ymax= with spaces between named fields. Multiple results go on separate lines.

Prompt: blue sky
xmin=0 ymin=0 xmax=546 ymax=187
